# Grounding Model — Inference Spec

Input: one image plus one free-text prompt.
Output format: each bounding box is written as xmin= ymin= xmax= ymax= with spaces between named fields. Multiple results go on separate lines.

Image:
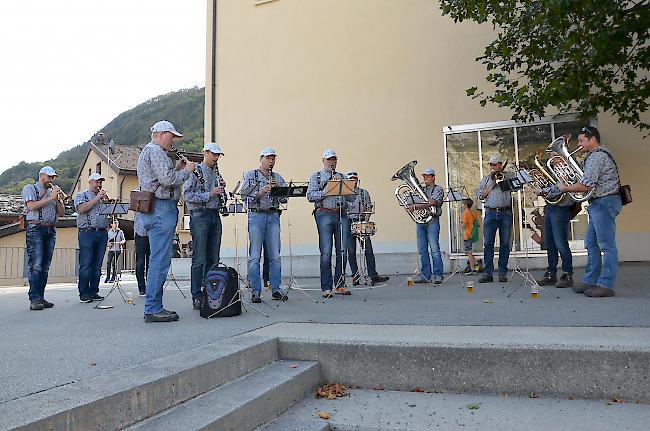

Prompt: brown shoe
xmin=572 ymin=283 xmax=595 ymax=294
xmin=584 ymin=286 xmax=615 ymax=297
xmin=555 ymin=273 xmax=573 ymax=288
xmin=335 ymin=287 xmax=351 ymax=295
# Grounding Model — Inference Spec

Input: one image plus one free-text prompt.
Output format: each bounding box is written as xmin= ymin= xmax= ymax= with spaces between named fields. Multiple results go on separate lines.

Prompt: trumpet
xmin=98 ymin=186 xmax=116 ymax=203
xmin=46 ymin=182 xmax=71 ymax=204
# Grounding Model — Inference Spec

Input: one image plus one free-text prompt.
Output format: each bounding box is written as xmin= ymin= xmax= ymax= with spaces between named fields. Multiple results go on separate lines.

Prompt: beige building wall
xmin=205 ymin=0 xmax=650 ymax=261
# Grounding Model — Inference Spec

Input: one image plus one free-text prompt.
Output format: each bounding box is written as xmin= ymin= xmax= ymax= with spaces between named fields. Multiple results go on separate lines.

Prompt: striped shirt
xmin=183 ymin=163 xmax=224 ymax=211
xmin=136 ymin=142 xmax=189 ymax=201
xmin=22 ymin=182 xmax=58 ymax=224
xmin=240 ymin=169 xmax=287 ymax=210
xmin=307 ymin=169 xmax=355 ymax=210
xmin=73 ymin=189 xmax=109 ymax=229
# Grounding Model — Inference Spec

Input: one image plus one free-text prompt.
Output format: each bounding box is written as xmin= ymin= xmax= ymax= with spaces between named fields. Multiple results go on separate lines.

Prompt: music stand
xmin=94 ymin=203 xmax=131 ymax=309
xmin=440 ymin=186 xmax=469 ymax=286
xmin=324 ymin=179 xmax=356 ymax=291
xmin=504 ymin=167 xmax=541 ymax=297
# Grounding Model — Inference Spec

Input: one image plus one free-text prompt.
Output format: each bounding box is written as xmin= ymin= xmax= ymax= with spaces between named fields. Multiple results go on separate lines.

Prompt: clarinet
xmin=269 ymin=167 xmax=276 ymax=209
xmin=214 ymin=162 xmax=229 ymax=217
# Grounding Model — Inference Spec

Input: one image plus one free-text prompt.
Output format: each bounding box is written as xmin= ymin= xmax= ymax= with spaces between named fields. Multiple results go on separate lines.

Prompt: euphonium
xmin=522 ymin=152 xmax=565 ymax=205
xmin=546 ymin=136 xmax=593 ymax=202
xmin=391 ymin=161 xmax=436 ymax=224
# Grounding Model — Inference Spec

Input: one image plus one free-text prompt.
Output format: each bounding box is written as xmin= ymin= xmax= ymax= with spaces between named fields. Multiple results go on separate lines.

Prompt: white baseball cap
xmin=322 ymin=149 xmax=337 ymax=159
xmin=346 ymin=170 xmax=358 ymax=179
xmin=150 ymin=120 xmax=183 ymax=137
xmin=88 ymin=173 xmax=105 ymax=181
xmin=260 ymin=147 xmax=276 ymax=157
xmin=422 ymin=168 xmax=435 ymax=176
xmin=488 ymin=154 xmax=504 ymax=164
xmin=203 ymin=142 xmax=225 ymax=155
xmin=39 ymin=166 xmax=57 ymax=176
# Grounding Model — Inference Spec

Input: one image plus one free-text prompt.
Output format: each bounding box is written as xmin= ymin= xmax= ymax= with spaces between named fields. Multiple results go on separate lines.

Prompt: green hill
xmin=0 ymin=87 xmax=205 ymax=195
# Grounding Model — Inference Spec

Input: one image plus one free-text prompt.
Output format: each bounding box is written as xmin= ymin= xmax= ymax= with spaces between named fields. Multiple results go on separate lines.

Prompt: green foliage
xmin=440 ymin=0 xmax=650 ymax=133
xmin=0 ymin=87 xmax=205 ymax=193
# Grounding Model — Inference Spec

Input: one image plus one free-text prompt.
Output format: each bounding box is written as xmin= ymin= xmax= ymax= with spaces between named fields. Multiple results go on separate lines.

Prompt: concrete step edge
xmin=2 ymin=335 xmax=278 ymax=431
xmin=126 ymin=360 xmax=321 ymax=431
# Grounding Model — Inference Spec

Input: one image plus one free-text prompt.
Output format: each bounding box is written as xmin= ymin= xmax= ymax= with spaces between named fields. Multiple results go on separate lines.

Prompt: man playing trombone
xmin=21 ymin=166 xmax=65 ymax=311
xmin=74 ymin=173 xmax=110 ymax=303
xmin=477 ymin=154 xmax=512 ymax=283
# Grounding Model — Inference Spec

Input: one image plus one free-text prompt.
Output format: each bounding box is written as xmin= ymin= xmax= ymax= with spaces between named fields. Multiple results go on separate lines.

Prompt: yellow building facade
xmin=204 ymin=0 xmax=649 ymax=264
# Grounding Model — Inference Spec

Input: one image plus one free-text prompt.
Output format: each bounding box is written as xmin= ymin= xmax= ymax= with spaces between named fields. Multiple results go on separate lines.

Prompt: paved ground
xmin=1 ymin=262 xmax=649 ymax=405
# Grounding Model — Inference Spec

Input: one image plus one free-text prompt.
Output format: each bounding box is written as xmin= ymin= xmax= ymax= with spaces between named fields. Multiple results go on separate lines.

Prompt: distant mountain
xmin=0 ymin=87 xmax=205 ymax=195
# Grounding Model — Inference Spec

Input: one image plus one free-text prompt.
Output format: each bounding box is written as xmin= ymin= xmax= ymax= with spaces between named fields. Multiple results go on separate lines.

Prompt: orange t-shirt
xmin=461 ymin=209 xmax=479 ymax=241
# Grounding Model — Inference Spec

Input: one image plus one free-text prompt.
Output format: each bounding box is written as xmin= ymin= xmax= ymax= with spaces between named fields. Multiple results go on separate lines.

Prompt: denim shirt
xmin=183 ymin=163 xmax=223 ymax=211
xmin=307 ymin=169 xmax=356 ymax=210
xmin=136 ymin=142 xmax=189 ymax=201
xmin=477 ymin=175 xmax=512 ymax=208
xmin=240 ymin=169 xmax=287 ymax=210
xmin=22 ymin=182 xmax=58 ymax=224
xmin=74 ymin=189 xmax=110 ymax=229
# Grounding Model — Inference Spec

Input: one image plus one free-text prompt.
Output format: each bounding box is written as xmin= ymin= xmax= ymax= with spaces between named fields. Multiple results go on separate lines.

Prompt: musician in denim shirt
xmin=557 ymin=126 xmax=621 ymax=297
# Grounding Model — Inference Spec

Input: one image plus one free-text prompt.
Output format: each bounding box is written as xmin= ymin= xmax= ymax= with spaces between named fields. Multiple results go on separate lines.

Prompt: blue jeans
xmin=315 ymin=210 xmax=349 ymax=291
xmin=189 ymin=209 xmax=222 ymax=300
xmin=140 ymin=200 xmax=178 ymax=314
xmin=25 ymin=224 xmax=56 ymax=302
xmin=544 ymin=205 xmax=573 ymax=274
xmin=135 ymin=234 xmax=150 ymax=294
xmin=345 ymin=218 xmax=378 ymax=278
xmin=248 ymin=212 xmax=281 ymax=294
xmin=583 ymin=195 xmax=621 ymax=290
xmin=416 ymin=219 xmax=443 ymax=279
xmin=78 ymin=230 xmax=108 ymax=298
xmin=482 ymin=208 xmax=513 ymax=276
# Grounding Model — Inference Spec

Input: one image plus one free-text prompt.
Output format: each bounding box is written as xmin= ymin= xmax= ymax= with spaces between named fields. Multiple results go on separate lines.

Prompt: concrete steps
xmin=126 ymin=360 xmax=319 ymax=431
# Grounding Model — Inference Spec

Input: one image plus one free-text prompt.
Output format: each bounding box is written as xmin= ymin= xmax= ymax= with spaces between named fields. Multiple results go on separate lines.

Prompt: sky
xmin=0 ymin=0 xmax=206 ymax=175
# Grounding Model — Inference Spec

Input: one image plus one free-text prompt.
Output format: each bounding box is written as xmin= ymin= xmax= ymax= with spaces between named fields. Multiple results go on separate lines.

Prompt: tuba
xmin=391 ymin=161 xmax=437 ymax=224
xmin=546 ymin=135 xmax=593 ymax=202
xmin=521 ymin=152 xmax=565 ymax=205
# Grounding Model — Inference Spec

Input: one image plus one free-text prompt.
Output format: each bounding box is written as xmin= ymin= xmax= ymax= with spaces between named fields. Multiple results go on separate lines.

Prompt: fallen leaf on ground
xmin=316 ymin=383 xmax=349 ymax=399
xmin=483 ymin=299 xmax=493 ymax=304
xmin=528 ymin=392 xmax=540 ymax=399
xmin=288 ymin=364 xmax=299 ymax=368
xmin=467 ymin=403 xmax=480 ymax=410
xmin=373 ymin=384 xmax=385 ymax=391
xmin=317 ymin=411 xmax=331 ymax=420
xmin=412 ymin=387 xmax=430 ymax=393
xmin=612 ymin=397 xmax=625 ymax=403
xmin=88 ymin=362 xmax=97 ymax=367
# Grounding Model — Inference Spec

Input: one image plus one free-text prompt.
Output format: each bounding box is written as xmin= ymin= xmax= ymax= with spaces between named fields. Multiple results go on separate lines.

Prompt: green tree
xmin=440 ymin=0 xmax=650 ymax=132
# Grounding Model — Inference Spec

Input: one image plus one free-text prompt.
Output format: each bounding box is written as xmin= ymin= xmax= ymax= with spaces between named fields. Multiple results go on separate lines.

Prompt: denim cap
xmin=488 ymin=154 xmax=504 ymax=164
xmin=322 ymin=149 xmax=337 ymax=159
xmin=88 ymin=173 xmax=105 ymax=181
xmin=39 ymin=166 xmax=57 ymax=176
xmin=150 ymin=120 xmax=183 ymax=137
xmin=203 ymin=142 xmax=224 ymax=155
xmin=422 ymin=168 xmax=435 ymax=176
xmin=260 ymin=147 xmax=276 ymax=157
xmin=346 ymin=170 xmax=358 ymax=179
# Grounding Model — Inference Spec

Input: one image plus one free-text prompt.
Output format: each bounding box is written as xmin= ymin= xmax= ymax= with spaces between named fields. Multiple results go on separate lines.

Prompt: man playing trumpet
xmin=74 ymin=173 xmax=110 ymax=302
xmin=21 ymin=166 xmax=65 ymax=311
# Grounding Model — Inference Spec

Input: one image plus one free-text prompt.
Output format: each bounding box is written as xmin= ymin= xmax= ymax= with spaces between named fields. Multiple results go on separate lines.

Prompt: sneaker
xmin=335 ymin=287 xmax=352 ymax=295
xmin=478 ymin=274 xmax=493 ymax=283
xmin=555 ymin=273 xmax=573 ymax=288
xmin=322 ymin=290 xmax=333 ymax=298
xmin=498 ymin=274 xmax=508 ymax=283
xmin=30 ymin=301 xmax=44 ymax=311
xmin=144 ymin=311 xmax=180 ymax=323
xmin=413 ymin=275 xmax=431 ymax=284
xmin=163 ymin=309 xmax=178 ymax=315
xmin=40 ymin=299 xmax=54 ymax=309
xmin=90 ymin=293 xmax=104 ymax=301
xmin=371 ymin=275 xmax=389 ymax=283
xmin=192 ymin=299 xmax=201 ymax=310
xmin=433 ymin=275 xmax=443 ymax=284
xmin=272 ymin=291 xmax=288 ymax=301
xmin=584 ymin=286 xmax=615 ymax=297
xmin=79 ymin=296 xmax=93 ymax=303
xmin=537 ymin=272 xmax=557 ymax=286
xmin=139 ymin=292 xmax=146 ymax=298
xmin=572 ymin=283 xmax=595 ymax=294
xmin=251 ymin=292 xmax=262 ymax=303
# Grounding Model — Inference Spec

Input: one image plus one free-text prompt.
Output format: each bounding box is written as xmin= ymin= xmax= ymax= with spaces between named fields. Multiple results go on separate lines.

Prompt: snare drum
xmin=351 ymin=221 xmax=376 ymax=237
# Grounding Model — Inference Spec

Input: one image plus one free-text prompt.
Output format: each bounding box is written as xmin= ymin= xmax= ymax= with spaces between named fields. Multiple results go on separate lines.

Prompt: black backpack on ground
xmin=200 ymin=264 xmax=242 ymax=318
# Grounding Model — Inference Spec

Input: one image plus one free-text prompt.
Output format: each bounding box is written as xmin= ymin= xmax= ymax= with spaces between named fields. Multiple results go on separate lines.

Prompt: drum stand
xmin=352 ymin=233 xmax=374 ymax=286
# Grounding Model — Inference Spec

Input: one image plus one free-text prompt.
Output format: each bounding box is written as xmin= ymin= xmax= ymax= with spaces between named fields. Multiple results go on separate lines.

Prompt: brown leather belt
xmin=317 ymin=207 xmax=344 ymax=214
xmin=27 ymin=221 xmax=55 ymax=227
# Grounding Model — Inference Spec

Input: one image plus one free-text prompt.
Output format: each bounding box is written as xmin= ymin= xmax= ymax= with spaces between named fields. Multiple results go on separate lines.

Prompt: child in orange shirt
xmin=460 ymin=198 xmax=480 ymax=274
